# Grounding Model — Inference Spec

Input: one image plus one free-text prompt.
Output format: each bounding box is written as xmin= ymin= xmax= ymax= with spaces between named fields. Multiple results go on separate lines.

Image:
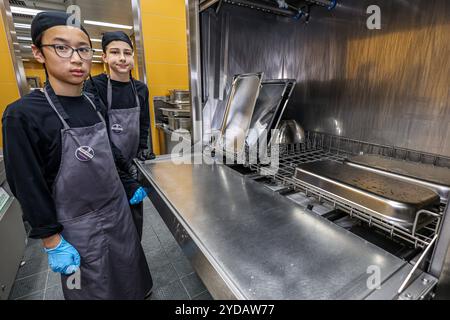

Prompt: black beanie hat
xmin=101 ymin=31 xmax=133 ymax=52
xmin=31 ymin=11 xmax=91 ymax=46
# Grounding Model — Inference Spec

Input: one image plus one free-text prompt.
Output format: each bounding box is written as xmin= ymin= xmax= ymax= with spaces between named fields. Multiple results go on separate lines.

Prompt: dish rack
xmin=246 ymin=131 xmax=450 ymax=249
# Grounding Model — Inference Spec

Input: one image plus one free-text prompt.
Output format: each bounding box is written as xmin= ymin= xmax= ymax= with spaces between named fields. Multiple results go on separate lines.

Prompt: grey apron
xmin=43 ymin=84 xmax=152 ymax=300
xmin=107 ymin=77 xmax=140 ymax=164
xmin=107 ymin=77 xmax=144 ymax=239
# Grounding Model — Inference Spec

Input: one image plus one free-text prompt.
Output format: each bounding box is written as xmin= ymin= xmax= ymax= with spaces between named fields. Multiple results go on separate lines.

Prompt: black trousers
xmin=130 ymin=202 xmax=144 ymax=240
xmin=130 ymin=202 xmax=153 ymax=296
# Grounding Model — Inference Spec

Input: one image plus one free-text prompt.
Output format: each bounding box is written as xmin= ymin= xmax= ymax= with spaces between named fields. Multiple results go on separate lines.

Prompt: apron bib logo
xmin=111 ymin=124 xmax=123 ymax=134
xmin=75 ymin=146 xmax=95 ymax=162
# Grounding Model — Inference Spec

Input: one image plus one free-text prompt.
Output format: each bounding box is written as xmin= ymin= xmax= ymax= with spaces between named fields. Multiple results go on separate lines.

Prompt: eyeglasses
xmin=40 ymin=44 xmax=94 ymax=61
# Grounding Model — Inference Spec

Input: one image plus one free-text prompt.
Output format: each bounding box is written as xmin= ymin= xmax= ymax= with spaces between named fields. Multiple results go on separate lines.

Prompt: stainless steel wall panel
xmin=200 ymin=0 xmax=450 ymax=156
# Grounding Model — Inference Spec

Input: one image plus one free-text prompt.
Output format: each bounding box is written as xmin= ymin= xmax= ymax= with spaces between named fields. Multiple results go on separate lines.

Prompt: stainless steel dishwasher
xmin=137 ymin=0 xmax=450 ymax=300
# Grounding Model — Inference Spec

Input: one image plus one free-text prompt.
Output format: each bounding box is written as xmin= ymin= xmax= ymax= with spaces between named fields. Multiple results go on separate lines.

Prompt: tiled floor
xmin=9 ymin=199 xmax=213 ymax=300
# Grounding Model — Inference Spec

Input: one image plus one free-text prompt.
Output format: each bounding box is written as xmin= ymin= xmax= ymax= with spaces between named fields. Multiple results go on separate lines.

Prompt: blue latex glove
xmin=130 ymin=186 xmax=148 ymax=205
xmin=44 ymin=236 xmax=80 ymax=275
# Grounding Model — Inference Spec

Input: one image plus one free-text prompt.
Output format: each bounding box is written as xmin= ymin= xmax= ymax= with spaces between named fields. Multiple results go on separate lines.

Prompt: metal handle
xmin=412 ymin=209 xmax=442 ymax=237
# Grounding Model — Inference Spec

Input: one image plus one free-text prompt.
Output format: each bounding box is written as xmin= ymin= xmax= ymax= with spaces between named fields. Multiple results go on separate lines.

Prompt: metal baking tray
xmin=345 ymin=154 xmax=450 ymax=203
xmin=245 ymin=79 xmax=296 ymax=155
xmin=216 ymin=72 xmax=263 ymax=157
xmin=160 ymin=107 xmax=191 ymax=117
xmin=162 ymin=100 xmax=191 ymax=108
xmin=293 ymin=160 xmax=440 ymax=230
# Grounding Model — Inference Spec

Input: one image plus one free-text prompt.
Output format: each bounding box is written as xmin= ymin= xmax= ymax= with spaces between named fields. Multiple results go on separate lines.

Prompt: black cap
xmin=102 ymin=31 xmax=133 ymax=52
xmin=31 ymin=11 xmax=91 ymax=46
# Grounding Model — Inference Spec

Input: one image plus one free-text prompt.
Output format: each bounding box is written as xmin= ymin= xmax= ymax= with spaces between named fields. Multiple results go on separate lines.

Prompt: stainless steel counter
xmin=136 ymin=156 xmax=436 ymax=299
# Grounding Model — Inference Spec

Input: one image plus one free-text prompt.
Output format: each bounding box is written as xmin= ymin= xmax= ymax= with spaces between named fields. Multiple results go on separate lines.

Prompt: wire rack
xmin=247 ymin=131 xmax=448 ymax=249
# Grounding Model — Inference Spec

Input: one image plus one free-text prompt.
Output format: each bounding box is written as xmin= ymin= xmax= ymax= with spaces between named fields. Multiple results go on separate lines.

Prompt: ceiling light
xmin=14 ymin=23 xmax=31 ymax=29
xmin=84 ymin=20 xmax=132 ymax=30
xmin=22 ymin=59 xmax=30 ymax=62
xmin=91 ymin=38 xmax=102 ymax=43
xmin=10 ymin=6 xmax=43 ymax=16
xmin=92 ymin=61 xmax=103 ymax=64
xmin=93 ymin=55 xmax=102 ymax=58
xmin=17 ymin=36 xmax=32 ymax=41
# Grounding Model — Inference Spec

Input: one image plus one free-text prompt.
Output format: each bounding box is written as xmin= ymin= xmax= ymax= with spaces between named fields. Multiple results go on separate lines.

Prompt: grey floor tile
xmin=9 ymin=270 xmax=48 ymax=300
xmin=150 ymin=262 xmax=179 ymax=289
xmin=153 ymin=233 xmax=174 ymax=249
xmin=16 ymin=289 xmax=45 ymax=300
xmin=151 ymin=280 xmax=190 ymax=300
xmin=47 ymin=270 xmax=61 ymax=288
xmin=163 ymin=240 xmax=185 ymax=262
xmin=144 ymin=199 xmax=156 ymax=210
xmin=16 ymin=255 xmax=48 ymax=279
xmin=145 ymin=245 xmax=171 ymax=270
xmin=152 ymin=223 xmax=170 ymax=235
xmin=145 ymin=211 xmax=158 ymax=220
xmin=143 ymin=204 xmax=157 ymax=215
xmin=142 ymin=232 xmax=162 ymax=252
xmin=172 ymin=255 xmax=195 ymax=278
xmin=181 ymin=273 xmax=207 ymax=299
xmin=142 ymin=222 xmax=158 ymax=240
xmin=25 ymin=238 xmax=41 ymax=247
xmin=143 ymin=205 xmax=156 ymax=220
xmin=143 ymin=198 xmax=153 ymax=209
xmin=22 ymin=241 xmax=45 ymax=261
xmin=142 ymin=198 xmax=209 ymax=299
xmin=44 ymin=284 xmax=64 ymax=300
xmin=145 ymin=206 xmax=165 ymax=222
xmin=144 ymin=209 xmax=169 ymax=235
xmin=193 ymin=291 xmax=214 ymax=300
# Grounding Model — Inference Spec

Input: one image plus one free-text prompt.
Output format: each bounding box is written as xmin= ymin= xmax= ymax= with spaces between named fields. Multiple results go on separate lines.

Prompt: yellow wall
xmin=0 ymin=12 xmax=20 ymax=148
xmin=140 ymin=0 xmax=189 ymax=154
xmin=23 ymin=61 xmax=46 ymax=87
xmin=90 ymin=63 xmax=106 ymax=76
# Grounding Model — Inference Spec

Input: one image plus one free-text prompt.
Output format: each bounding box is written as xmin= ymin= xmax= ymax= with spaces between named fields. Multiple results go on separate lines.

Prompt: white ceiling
xmin=9 ymin=0 xmax=134 ymax=60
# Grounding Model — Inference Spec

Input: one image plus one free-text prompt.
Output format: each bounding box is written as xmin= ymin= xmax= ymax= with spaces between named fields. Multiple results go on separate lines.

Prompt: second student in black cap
xmin=85 ymin=31 xmax=154 ymax=239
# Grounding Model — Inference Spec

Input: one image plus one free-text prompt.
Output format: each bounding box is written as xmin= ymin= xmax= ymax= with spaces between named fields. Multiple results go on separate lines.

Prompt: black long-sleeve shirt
xmin=2 ymin=89 xmax=140 ymax=239
xmin=84 ymin=73 xmax=151 ymax=152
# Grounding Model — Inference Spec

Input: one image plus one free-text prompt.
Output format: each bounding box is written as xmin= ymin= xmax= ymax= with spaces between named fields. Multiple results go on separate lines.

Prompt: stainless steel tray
xmin=160 ymin=107 xmax=191 ymax=117
xmin=293 ymin=160 xmax=440 ymax=230
xmin=345 ymin=154 xmax=450 ymax=203
xmin=163 ymin=100 xmax=191 ymax=108
xmin=216 ymin=72 xmax=263 ymax=157
xmin=245 ymin=79 xmax=296 ymax=155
